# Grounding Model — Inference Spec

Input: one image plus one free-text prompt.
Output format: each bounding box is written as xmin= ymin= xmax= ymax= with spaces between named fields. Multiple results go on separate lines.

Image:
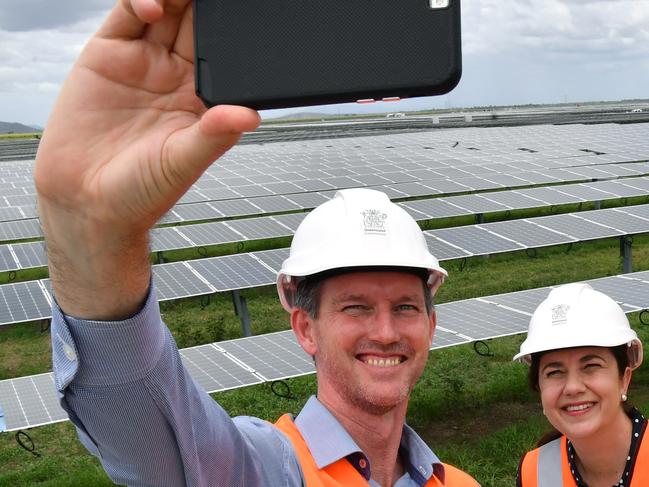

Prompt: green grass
xmin=0 ymin=234 xmax=648 ymax=486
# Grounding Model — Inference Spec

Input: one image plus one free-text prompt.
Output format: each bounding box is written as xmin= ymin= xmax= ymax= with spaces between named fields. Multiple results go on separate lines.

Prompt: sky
xmin=1 ymin=0 xmax=648 ymax=127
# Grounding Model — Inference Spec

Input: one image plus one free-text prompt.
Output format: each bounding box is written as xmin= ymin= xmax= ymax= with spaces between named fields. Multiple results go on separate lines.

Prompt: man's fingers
xmin=162 ymin=106 xmax=261 ymax=191
xmin=98 ymin=0 xmax=164 ymax=39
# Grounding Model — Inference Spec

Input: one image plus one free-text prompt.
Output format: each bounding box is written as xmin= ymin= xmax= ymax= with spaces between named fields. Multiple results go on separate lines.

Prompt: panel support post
xmin=621 ymin=236 xmax=633 ymax=274
xmin=476 ymin=213 xmax=485 ymax=224
xmin=594 ymin=200 xmax=601 ymax=210
xmin=232 ymin=290 xmax=252 ymax=337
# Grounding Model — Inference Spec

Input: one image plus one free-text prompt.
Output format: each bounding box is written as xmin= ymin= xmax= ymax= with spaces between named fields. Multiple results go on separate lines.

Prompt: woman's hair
xmin=529 ymin=344 xmax=633 ymax=447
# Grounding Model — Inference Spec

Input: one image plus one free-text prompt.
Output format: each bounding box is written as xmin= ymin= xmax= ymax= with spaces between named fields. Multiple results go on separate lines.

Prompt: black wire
xmin=564 ymin=242 xmax=574 ymax=254
xmin=197 ymin=246 xmax=207 ymax=257
xmin=458 ymin=257 xmax=467 ymax=272
xmin=8 ymin=271 xmax=16 ymax=281
xmin=525 ymin=248 xmax=538 ymax=258
xmin=15 ymin=431 xmax=41 ymax=457
xmin=473 ymin=340 xmax=494 ymax=357
xmin=270 ymin=380 xmax=294 ymax=400
xmin=40 ymin=320 xmax=51 ymax=333
xmin=200 ymin=295 xmax=211 ymax=309
xmin=237 ymin=242 xmax=245 ymax=252
xmin=640 ymin=310 xmax=649 ymax=326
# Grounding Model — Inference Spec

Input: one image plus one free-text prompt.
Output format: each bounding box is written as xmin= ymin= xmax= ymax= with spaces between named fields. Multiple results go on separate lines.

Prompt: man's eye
xmin=396 ymin=304 xmax=418 ymax=312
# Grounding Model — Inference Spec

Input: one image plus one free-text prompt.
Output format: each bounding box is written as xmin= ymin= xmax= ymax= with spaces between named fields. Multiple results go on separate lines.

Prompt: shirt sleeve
xmin=51 ymin=284 xmax=302 ymax=487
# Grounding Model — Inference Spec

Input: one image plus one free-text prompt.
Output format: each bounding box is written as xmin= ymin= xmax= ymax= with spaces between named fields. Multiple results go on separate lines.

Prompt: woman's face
xmin=538 ymin=346 xmax=631 ymax=441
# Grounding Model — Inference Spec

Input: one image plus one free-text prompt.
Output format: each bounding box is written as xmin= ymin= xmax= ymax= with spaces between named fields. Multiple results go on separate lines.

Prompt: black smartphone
xmin=193 ymin=0 xmax=462 ymax=110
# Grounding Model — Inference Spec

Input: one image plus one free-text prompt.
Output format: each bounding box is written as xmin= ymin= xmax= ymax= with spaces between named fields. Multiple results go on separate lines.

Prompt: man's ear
xmin=291 ymin=308 xmax=318 ymax=357
xmin=428 ymin=309 xmax=437 ymax=348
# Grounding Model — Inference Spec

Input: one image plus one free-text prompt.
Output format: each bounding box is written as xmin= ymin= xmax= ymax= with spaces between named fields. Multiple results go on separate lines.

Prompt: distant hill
xmin=0 ymin=121 xmax=42 ymax=134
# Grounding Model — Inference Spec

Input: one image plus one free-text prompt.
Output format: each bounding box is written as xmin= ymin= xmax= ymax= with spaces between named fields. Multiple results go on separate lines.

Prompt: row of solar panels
xmin=1 ymin=157 xmax=649 ymax=221
xmin=1 ymin=169 xmax=647 ymax=276
xmin=2 ymin=203 xmax=648 ymax=328
xmin=1 ymin=176 xmax=649 ymax=273
xmin=2 ymin=269 xmax=648 ymax=432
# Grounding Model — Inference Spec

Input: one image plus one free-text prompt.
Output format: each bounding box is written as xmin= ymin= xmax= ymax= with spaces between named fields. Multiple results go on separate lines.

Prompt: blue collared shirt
xmin=51 ymin=284 xmax=445 ymax=486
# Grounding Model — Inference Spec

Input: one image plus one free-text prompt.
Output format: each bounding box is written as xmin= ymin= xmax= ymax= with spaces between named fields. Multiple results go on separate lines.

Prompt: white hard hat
xmin=277 ymin=188 xmax=447 ymax=312
xmin=514 ymin=283 xmax=643 ymax=369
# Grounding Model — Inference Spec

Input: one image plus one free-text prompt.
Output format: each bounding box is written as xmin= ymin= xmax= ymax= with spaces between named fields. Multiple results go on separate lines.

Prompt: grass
xmin=0 ymin=234 xmax=648 ymax=486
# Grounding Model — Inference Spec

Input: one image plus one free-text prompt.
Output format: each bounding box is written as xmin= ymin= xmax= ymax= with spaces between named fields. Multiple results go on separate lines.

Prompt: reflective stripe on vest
xmin=274 ymin=413 xmax=480 ymax=486
xmin=537 ymin=438 xmax=564 ymax=487
xmin=521 ymin=431 xmax=649 ymax=487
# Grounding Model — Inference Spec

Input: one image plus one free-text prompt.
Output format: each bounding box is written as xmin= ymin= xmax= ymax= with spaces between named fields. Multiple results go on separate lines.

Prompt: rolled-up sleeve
xmin=51 ymin=285 xmax=301 ymax=487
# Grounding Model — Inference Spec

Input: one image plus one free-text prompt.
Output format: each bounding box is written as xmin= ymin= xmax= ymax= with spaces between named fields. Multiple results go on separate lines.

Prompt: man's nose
xmin=368 ymin=310 xmax=400 ymax=344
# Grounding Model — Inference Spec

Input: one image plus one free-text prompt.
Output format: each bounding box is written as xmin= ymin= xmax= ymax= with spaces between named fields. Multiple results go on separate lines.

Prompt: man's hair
xmin=294 ymin=267 xmax=434 ymax=319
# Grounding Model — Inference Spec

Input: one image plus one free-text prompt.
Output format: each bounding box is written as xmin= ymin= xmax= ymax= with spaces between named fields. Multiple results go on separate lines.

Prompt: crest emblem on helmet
xmin=551 ymin=304 xmax=570 ymax=325
xmin=361 ymin=209 xmax=387 ymax=234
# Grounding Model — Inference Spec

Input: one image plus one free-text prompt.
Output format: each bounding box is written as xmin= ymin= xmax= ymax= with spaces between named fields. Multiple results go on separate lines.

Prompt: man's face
xmin=292 ymin=271 xmax=436 ymax=416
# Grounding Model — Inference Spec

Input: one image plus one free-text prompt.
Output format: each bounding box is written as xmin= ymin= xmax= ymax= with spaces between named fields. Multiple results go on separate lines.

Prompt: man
xmin=36 ymin=1 xmax=480 ymax=485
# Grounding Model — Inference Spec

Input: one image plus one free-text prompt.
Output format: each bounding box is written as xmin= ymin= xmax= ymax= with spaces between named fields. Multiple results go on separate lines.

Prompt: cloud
xmin=0 ymin=0 xmax=112 ymax=32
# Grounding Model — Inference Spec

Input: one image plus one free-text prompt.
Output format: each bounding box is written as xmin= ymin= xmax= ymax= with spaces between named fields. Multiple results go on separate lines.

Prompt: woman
xmin=514 ymin=282 xmax=647 ymax=487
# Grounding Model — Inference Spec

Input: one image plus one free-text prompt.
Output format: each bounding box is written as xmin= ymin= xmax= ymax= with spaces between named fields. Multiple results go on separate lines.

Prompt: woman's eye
xmin=546 ymin=370 xmax=562 ymax=378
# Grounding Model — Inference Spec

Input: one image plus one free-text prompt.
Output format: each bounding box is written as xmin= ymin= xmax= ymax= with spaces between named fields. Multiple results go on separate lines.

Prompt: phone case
xmin=194 ymin=0 xmax=462 ymax=110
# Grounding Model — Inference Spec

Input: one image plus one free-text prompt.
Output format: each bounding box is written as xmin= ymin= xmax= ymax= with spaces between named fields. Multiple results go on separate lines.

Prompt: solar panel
xmin=534 ymin=213 xmax=622 ymax=240
xmin=0 ymin=219 xmax=42 ymax=242
xmin=619 ymin=177 xmax=649 ymax=192
xmin=198 ymin=187 xmax=241 ymax=201
xmin=445 ymin=194 xmax=511 ymax=214
xmin=400 ymin=198 xmax=471 ymax=219
xmin=180 ymin=344 xmax=262 ymax=392
xmin=585 ymin=276 xmax=649 ymax=311
xmin=152 ymin=262 xmax=216 ymax=301
xmin=431 ymin=225 xmax=523 ymax=256
xmin=480 ymin=287 xmax=553 ymax=315
xmin=150 ymin=228 xmax=193 ymax=252
xmin=291 ymin=179 xmax=336 ymax=192
xmin=622 ymin=270 xmax=649 ymax=283
xmin=210 ymin=199 xmax=262 ymax=218
xmin=554 ymin=184 xmax=616 ymax=201
xmin=453 ymin=176 xmax=500 ymax=191
xmin=217 ymin=330 xmax=315 ymax=381
xmin=483 ymin=220 xmax=576 ymax=248
xmin=246 ymin=195 xmax=300 ymax=213
xmin=388 ymin=182 xmax=437 ymax=198
xmin=284 ymin=192 xmax=329 ymax=208
xmin=271 ymin=213 xmax=307 ymax=231
xmin=0 ymin=206 xmax=23 ymax=222
xmin=422 ymin=179 xmax=472 ymax=194
xmin=519 ymin=187 xmax=583 ymax=205
xmin=251 ymin=248 xmax=290 ymax=272
xmin=0 ymin=373 xmax=68 ymax=432
xmin=11 ymin=241 xmax=47 ymax=269
xmin=430 ymin=327 xmax=472 ymax=350
xmin=585 ymin=181 xmax=647 ymax=199
xmin=178 ymin=222 xmax=244 ymax=246
xmin=622 ymin=204 xmax=649 ymax=221
xmin=436 ymin=299 xmax=529 ymax=340
xmin=0 ymin=281 xmax=51 ymax=326
xmin=188 ymin=253 xmax=277 ymax=291
xmin=578 ymin=209 xmax=649 ymax=234
xmin=480 ymin=191 xmax=545 ymax=209
xmin=423 ymin=234 xmax=471 ymax=260
xmin=171 ymin=203 xmax=221 ymax=222
xmin=261 ymin=181 xmax=305 ymax=194
xmin=0 ymin=245 xmax=18 ymax=272
xmin=224 ymin=217 xmax=292 ymax=240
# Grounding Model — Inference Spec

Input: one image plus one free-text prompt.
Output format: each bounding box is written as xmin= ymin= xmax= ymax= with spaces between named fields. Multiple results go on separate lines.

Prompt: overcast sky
xmin=1 ymin=0 xmax=648 ymax=127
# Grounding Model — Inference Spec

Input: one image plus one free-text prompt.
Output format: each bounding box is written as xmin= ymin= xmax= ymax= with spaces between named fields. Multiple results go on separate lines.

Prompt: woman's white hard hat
xmin=276 ymin=188 xmax=447 ymax=312
xmin=513 ymin=282 xmax=643 ymax=369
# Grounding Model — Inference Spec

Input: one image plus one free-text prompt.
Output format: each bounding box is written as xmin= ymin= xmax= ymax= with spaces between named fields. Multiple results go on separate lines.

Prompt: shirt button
xmin=63 ymin=343 xmax=77 ymax=362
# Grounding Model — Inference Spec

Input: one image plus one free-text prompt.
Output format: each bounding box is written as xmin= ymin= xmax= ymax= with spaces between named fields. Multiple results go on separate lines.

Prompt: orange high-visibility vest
xmin=519 ymin=434 xmax=649 ymax=486
xmin=274 ymin=414 xmax=479 ymax=486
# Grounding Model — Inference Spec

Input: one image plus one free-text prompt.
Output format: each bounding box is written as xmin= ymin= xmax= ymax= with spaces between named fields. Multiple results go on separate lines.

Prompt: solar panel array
xmin=3 ymin=270 xmax=648 ymax=432
xmin=1 ymin=175 xmax=649 ymax=272
xmin=2 ymin=201 xmax=648 ymax=327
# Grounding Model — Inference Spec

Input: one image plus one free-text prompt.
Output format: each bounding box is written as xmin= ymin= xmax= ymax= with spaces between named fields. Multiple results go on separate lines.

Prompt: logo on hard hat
xmin=551 ymin=304 xmax=570 ymax=325
xmin=361 ymin=209 xmax=388 ymax=234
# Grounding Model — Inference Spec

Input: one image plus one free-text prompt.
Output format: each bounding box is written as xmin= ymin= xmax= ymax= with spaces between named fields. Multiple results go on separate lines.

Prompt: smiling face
xmin=538 ymin=346 xmax=632 ymax=442
xmin=291 ymin=271 xmax=435 ymax=416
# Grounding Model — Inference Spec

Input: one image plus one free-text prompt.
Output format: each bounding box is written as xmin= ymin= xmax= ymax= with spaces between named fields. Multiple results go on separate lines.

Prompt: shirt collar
xmin=294 ymin=395 xmax=445 ymax=483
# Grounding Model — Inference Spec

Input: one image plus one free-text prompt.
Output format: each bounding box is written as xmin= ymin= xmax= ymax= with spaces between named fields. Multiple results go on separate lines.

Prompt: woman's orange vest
xmin=519 ymin=434 xmax=649 ymax=486
xmin=274 ymin=414 xmax=479 ymax=486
